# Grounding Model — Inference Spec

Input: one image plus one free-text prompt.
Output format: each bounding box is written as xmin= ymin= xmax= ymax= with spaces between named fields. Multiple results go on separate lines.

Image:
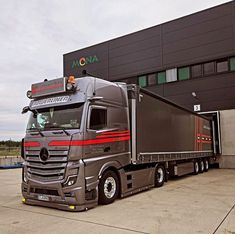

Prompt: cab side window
xmin=89 ymin=108 xmax=107 ymax=130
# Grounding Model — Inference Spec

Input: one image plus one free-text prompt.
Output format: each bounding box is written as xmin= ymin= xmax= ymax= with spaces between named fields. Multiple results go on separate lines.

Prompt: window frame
xmin=166 ymin=68 xmax=177 ymax=83
xmin=191 ymin=64 xmax=203 ymax=78
xmin=157 ymin=71 xmax=166 ymax=84
xmin=216 ymin=59 xmax=229 ymax=73
xmin=230 ymin=57 xmax=235 ymax=71
xmin=178 ymin=67 xmax=190 ymax=81
xmin=87 ymin=105 xmax=107 ymax=131
xmin=203 ymin=61 xmax=216 ymax=76
xmin=138 ymin=75 xmax=147 ymax=88
xmin=147 ymin=73 xmax=157 ymax=86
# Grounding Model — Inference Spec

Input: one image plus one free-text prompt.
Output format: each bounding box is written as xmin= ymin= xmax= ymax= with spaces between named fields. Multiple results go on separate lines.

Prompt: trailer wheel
xmin=199 ymin=160 xmax=204 ymax=173
xmin=98 ymin=170 xmax=119 ymax=205
xmin=155 ymin=165 xmax=165 ymax=187
xmin=204 ymin=159 xmax=209 ymax=172
xmin=194 ymin=161 xmax=199 ymax=175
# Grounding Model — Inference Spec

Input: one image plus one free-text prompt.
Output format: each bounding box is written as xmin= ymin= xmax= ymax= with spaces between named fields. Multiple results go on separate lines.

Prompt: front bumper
xmin=22 ymin=196 xmax=96 ymax=211
xmin=22 ymin=159 xmax=98 ymax=211
xmin=22 ymin=180 xmax=98 ymax=211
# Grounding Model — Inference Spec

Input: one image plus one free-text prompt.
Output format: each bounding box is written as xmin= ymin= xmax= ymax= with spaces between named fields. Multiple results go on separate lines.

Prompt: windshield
xmin=27 ymin=103 xmax=84 ymax=131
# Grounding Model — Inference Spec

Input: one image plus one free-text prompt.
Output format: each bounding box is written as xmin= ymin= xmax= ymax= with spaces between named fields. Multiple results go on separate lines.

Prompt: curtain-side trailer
xmin=21 ymin=76 xmax=215 ymax=211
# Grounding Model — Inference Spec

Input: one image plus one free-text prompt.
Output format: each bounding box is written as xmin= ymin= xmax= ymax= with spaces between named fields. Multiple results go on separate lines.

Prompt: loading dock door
xmin=199 ymin=111 xmax=222 ymax=155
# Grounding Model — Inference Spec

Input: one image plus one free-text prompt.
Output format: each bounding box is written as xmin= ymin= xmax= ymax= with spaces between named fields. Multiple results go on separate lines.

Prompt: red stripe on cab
xmin=48 ymin=136 xmax=130 ymax=147
xmin=100 ymin=130 xmax=130 ymax=135
xmin=96 ymin=133 xmax=130 ymax=138
xmin=24 ymin=141 xmax=41 ymax=147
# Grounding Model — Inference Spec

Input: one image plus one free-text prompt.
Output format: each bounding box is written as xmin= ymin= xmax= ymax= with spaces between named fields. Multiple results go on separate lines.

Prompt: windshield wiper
xmin=58 ymin=127 xmax=70 ymax=136
xmin=46 ymin=124 xmax=70 ymax=136
xmin=28 ymin=127 xmax=44 ymax=137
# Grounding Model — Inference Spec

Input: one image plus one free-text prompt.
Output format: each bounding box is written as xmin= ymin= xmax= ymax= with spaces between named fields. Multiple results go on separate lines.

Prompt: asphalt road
xmin=0 ymin=168 xmax=234 ymax=234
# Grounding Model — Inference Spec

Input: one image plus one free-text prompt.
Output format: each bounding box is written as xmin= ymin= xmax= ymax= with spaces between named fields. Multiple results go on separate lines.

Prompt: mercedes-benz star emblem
xmin=39 ymin=148 xmax=49 ymax=162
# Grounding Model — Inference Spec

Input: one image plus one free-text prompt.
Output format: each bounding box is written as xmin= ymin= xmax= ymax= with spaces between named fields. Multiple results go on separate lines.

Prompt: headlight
xmin=63 ymin=175 xmax=77 ymax=187
xmin=26 ymin=90 xmax=32 ymax=99
xmin=22 ymin=168 xmax=27 ymax=183
xmin=66 ymin=83 xmax=74 ymax=91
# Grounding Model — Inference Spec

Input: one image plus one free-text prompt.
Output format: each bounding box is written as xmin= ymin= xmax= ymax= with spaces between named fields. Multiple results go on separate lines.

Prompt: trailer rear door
xmin=199 ymin=111 xmax=221 ymax=155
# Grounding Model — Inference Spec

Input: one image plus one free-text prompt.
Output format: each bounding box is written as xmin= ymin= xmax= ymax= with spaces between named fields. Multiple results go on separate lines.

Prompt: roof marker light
xmin=66 ymin=76 xmax=76 ymax=91
xmin=68 ymin=76 xmax=75 ymax=84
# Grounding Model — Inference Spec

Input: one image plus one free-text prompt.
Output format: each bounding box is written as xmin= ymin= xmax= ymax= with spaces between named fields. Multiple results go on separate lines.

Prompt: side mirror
xmin=22 ymin=106 xmax=30 ymax=114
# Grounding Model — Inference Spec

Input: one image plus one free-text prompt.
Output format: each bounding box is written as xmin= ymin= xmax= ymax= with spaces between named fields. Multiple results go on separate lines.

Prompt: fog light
xmin=22 ymin=198 xmax=26 ymax=203
xmin=69 ymin=205 xmax=75 ymax=210
xmin=63 ymin=175 xmax=77 ymax=187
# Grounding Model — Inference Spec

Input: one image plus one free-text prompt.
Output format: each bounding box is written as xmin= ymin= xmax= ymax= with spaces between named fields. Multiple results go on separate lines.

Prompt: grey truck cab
xmin=22 ymin=76 xmax=131 ymax=211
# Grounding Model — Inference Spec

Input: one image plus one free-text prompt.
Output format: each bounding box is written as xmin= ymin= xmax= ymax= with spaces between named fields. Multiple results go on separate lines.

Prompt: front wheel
xmin=155 ymin=165 xmax=165 ymax=187
xmin=98 ymin=170 xmax=119 ymax=205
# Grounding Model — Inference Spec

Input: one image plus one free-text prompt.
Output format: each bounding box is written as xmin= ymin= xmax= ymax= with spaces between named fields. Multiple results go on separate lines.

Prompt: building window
xmin=203 ymin=62 xmax=215 ymax=75
xmin=191 ymin=64 xmax=202 ymax=78
xmin=148 ymin=74 xmax=157 ymax=86
xmin=138 ymin=75 xmax=147 ymax=87
xmin=157 ymin=72 xmax=166 ymax=84
xmin=178 ymin=67 xmax=190 ymax=81
xmin=217 ymin=60 xmax=228 ymax=73
xmin=230 ymin=57 xmax=235 ymax=71
xmin=166 ymin=68 xmax=177 ymax=83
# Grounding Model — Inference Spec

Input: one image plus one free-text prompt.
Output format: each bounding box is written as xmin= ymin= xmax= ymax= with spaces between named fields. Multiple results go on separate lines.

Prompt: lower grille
xmin=30 ymin=188 xmax=59 ymax=196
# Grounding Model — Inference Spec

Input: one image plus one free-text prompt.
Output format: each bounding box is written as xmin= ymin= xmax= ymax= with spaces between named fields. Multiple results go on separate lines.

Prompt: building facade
xmin=64 ymin=1 xmax=235 ymax=113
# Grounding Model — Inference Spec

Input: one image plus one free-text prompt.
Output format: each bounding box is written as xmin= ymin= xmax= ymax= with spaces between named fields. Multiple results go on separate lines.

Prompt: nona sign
xmin=71 ymin=55 xmax=99 ymax=68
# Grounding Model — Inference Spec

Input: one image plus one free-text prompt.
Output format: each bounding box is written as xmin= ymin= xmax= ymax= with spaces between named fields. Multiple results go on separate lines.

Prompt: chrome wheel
xmin=204 ymin=159 xmax=209 ymax=172
xmin=98 ymin=170 xmax=119 ymax=205
xmin=157 ymin=167 xmax=164 ymax=184
xmin=200 ymin=160 xmax=204 ymax=172
xmin=194 ymin=161 xmax=199 ymax=174
xmin=155 ymin=165 xmax=165 ymax=187
xmin=104 ymin=177 xmax=116 ymax=199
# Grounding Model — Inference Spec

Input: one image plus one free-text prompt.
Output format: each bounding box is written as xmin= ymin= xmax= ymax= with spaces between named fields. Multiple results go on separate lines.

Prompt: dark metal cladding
xmin=63 ymin=1 xmax=235 ymax=112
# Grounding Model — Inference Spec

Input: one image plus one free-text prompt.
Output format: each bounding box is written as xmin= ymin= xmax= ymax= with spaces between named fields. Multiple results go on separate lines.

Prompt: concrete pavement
xmin=0 ymin=168 xmax=234 ymax=234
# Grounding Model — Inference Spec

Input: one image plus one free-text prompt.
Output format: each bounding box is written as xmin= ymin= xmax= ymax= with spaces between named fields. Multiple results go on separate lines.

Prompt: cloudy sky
xmin=0 ymin=0 xmax=229 ymax=141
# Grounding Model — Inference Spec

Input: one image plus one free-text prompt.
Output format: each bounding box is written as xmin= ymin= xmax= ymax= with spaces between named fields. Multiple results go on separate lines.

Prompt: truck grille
xmin=25 ymin=149 xmax=68 ymax=182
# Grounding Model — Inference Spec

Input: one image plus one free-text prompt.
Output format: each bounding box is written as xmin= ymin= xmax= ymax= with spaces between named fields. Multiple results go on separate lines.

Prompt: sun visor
xmin=31 ymin=78 xmax=66 ymax=98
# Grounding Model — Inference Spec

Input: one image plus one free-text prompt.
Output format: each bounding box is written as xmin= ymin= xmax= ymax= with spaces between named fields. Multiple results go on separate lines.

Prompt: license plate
xmin=38 ymin=194 xmax=50 ymax=201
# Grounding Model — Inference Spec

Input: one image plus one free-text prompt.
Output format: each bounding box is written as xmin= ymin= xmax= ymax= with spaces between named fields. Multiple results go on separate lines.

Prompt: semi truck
xmin=21 ymin=75 xmax=215 ymax=211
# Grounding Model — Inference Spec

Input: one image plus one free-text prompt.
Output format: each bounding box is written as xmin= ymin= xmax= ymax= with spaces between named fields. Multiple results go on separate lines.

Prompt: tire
xmin=155 ymin=165 xmax=165 ymax=187
xmin=199 ymin=160 xmax=204 ymax=173
xmin=98 ymin=170 xmax=119 ymax=205
xmin=194 ymin=161 xmax=199 ymax=175
xmin=204 ymin=159 xmax=209 ymax=172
